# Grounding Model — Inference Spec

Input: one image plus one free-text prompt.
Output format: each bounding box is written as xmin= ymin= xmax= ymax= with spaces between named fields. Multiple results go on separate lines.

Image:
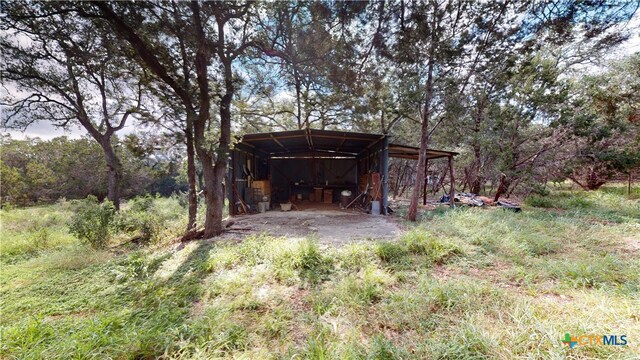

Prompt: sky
xmin=2 ymin=9 xmax=639 ymax=141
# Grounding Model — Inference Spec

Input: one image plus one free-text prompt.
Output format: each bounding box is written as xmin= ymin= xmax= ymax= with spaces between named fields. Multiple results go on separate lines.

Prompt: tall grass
xmin=1 ymin=186 xmax=638 ymax=358
xmin=0 ymin=205 xmax=76 ymax=263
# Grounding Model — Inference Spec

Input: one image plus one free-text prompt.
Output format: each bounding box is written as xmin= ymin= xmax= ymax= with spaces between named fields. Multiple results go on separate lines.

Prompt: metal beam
xmin=270 ymin=133 xmax=289 ymax=152
xmin=448 ymin=155 xmax=455 ymax=208
xmin=382 ymin=136 xmax=389 ymax=215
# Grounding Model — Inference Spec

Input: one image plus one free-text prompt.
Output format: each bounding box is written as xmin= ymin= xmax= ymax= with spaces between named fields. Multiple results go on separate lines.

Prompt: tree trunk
xmin=185 ymin=126 xmax=197 ymax=231
xmin=407 ymin=102 xmax=431 ymax=221
xmin=407 ymin=67 xmax=435 ymax=220
xmin=294 ymin=67 xmax=303 ymax=129
xmin=469 ymin=94 xmax=486 ymax=195
xmin=190 ymin=2 xmax=232 ymax=238
xmin=204 ymin=86 xmax=233 ymax=238
xmin=422 ymin=159 xmax=428 ymax=205
xmin=493 ymin=173 xmax=508 ymax=202
xmin=100 ymin=138 xmax=121 ymax=210
xmin=407 ymin=6 xmax=437 ymax=222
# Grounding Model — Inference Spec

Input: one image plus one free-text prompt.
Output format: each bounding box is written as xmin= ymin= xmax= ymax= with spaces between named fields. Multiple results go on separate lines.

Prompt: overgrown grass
xmin=0 ymin=204 xmax=76 ymax=263
xmin=1 ymin=185 xmax=638 ymax=358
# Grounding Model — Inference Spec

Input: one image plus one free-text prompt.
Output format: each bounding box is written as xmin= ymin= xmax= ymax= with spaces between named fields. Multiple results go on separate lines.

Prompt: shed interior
xmin=229 ymin=129 xmax=389 ymax=215
xmin=228 ymin=129 xmax=459 ymax=215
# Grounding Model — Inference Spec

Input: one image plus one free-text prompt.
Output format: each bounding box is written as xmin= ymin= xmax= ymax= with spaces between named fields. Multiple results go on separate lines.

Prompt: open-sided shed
xmin=227 ymin=129 xmax=457 ymax=215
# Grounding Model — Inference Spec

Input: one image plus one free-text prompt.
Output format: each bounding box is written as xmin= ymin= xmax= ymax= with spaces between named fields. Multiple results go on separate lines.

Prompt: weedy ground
xmin=1 ymin=185 xmax=638 ymax=359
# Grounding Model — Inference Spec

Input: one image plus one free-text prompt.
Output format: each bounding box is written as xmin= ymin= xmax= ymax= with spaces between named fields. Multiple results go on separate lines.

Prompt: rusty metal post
xmin=228 ymin=149 xmax=236 ymax=216
xmin=448 ymin=155 xmax=455 ymax=208
xmin=423 ymin=159 xmax=429 ymax=205
xmin=381 ymin=136 xmax=389 ymax=215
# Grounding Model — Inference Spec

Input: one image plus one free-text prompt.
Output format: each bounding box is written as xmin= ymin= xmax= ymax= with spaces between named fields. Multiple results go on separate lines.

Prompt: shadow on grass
xmin=117 ymin=241 xmax=215 ymax=358
xmin=167 ymin=241 xmax=215 ymax=285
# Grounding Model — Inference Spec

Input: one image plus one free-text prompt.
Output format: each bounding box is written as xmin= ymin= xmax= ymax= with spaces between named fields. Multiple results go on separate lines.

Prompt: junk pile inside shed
xmin=227 ymin=129 xmax=458 ymax=216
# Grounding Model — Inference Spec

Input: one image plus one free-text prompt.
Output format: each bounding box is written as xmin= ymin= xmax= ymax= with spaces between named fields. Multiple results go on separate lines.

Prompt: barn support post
xmin=423 ymin=158 xmax=429 ymax=205
xmin=448 ymin=155 xmax=455 ymax=208
xmin=228 ymin=149 xmax=236 ymax=216
xmin=381 ymin=136 xmax=389 ymax=215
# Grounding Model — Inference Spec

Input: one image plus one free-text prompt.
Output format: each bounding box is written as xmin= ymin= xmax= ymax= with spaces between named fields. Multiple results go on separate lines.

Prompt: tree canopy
xmin=1 ymin=0 xmax=638 ymax=228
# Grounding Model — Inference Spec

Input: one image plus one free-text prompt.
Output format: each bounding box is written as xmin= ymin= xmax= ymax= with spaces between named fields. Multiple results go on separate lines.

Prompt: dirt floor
xmin=224 ymin=202 xmax=403 ymax=245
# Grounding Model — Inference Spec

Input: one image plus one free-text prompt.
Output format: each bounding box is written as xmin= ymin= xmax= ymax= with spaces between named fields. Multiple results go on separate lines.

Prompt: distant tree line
xmin=0 ymin=135 xmax=187 ymax=206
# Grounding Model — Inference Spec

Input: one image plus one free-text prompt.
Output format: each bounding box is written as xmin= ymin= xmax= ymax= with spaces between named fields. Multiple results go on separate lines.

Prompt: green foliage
xmin=113 ymin=209 xmax=161 ymax=245
xmin=367 ymin=336 xmax=407 ymax=360
xmin=542 ymin=255 xmax=638 ymax=289
xmin=530 ymin=183 xmax=551 ymax=196
xmin=67 ymin=196 xmax=115 ymax=249
xmin=0 ymin=135 xmax=187 ymax=206
xmin=0 ymin=205 xmax=76 ymax=263
xmin=561 ymin=54 xmax=640 ymax=189
xmin=109 ymin=195 xmax=187 ymax=245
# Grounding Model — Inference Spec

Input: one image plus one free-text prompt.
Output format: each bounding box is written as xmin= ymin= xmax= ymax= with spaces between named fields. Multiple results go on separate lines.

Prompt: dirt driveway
xmin=225 ymin=206 xmax=403 ymax=245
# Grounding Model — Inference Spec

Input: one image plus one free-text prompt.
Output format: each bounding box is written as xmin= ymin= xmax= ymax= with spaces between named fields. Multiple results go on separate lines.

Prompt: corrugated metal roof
xmin=238 ymin=129 xmax=385 ymax=156
xmin=388 ymin=143 xmax=458 ymax=160
xmin=236 ymin=129 xmax=457 ymax=159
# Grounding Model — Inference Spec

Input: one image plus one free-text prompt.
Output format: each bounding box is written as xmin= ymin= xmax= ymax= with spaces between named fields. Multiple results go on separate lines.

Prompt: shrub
xmin=111 ymin=195 xmax=167 ymax=244
xmin=112 ymin=211 xmax=162 ymax=244
xmin=111 ymin=252 xmax=152 ymax=282
xmin=128 ymin=194 xmax=154 ymax=212
xmin=67 ymin=195 xmax=115 ymax=249
xmin=28 ymin=228 xmax=50 ymax=250
xmin=530 ymin=183 xmax=550 ymax=196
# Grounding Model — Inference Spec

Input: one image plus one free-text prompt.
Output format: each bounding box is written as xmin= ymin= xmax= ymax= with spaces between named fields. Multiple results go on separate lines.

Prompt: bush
xmin=112 ymin=199 xmax=163 ymax=244
xmin=127 ymin=194 xmax=154 ymax=212
xmin=28 ymin=228 xmax=50 ymax=250
xmin=67 ymin=196 xmax=115 ymax=249
xmin=530 ymin=183 xmax=550 ymax=196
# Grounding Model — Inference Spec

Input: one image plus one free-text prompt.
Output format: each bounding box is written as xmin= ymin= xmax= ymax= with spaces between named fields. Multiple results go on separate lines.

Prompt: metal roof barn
xmin=227 ymin=129 xmax=457 ymax=215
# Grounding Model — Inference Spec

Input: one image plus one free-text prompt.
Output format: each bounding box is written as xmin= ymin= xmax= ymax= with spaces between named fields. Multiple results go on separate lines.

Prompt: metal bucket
xmin=340 ymin=190 xmax=352 ymax=208
xmin=371 ymin=201 xmax=381 ymax=215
